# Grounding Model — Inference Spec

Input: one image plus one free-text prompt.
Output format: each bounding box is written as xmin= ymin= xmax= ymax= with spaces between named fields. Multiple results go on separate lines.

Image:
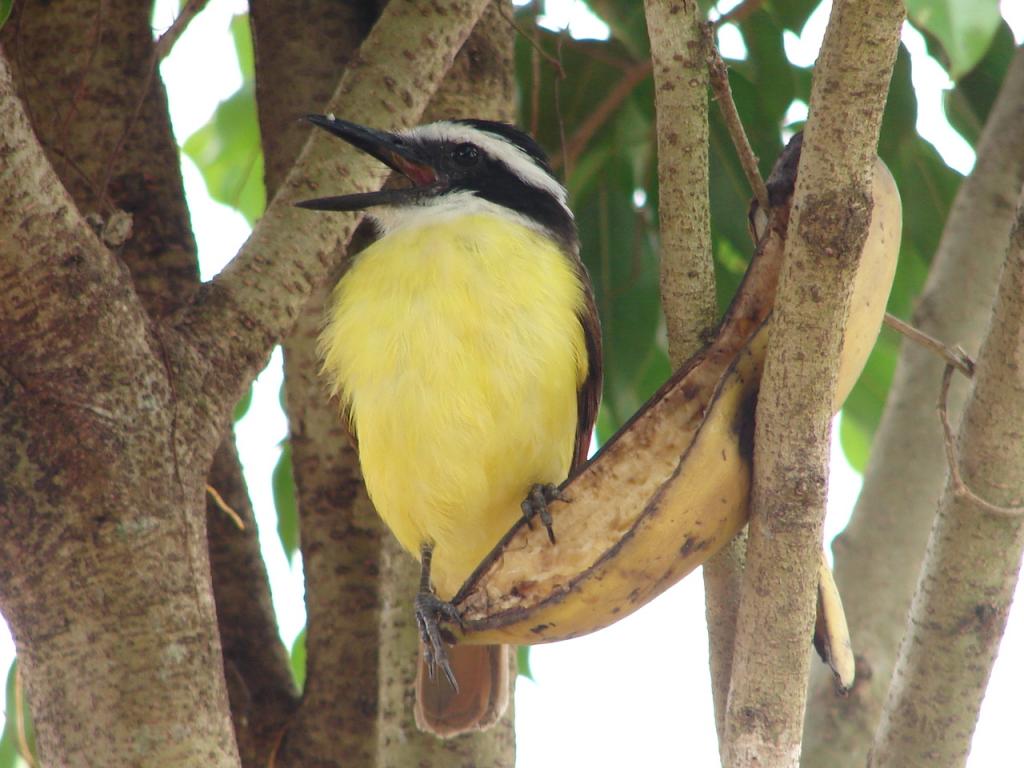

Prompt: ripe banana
xmin=446 ymin=151 xmax=901 ymax=676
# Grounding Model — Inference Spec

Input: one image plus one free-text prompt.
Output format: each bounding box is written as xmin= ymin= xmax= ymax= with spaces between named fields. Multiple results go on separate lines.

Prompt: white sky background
xmin=3 ymin=1 xmax=1021 ymax=766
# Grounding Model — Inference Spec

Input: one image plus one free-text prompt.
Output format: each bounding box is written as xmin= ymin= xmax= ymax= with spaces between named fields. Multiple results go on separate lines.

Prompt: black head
xmin=297 ymin=116 xmax=576 ymax=248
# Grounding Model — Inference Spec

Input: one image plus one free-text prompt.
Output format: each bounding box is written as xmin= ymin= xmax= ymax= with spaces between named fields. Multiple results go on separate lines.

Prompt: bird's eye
xmin=451 ymin=143 xmax=480 ymax=168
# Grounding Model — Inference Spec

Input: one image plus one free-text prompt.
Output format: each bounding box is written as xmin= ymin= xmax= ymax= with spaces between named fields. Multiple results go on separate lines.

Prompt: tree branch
xmin=643 ymin=0 xmax=739 ymax=748
xmin=2 ymin=4 xmax=295 ymax=763
xmin=802 ymin=47 xmax=1024 ymax=767
xmin=869 ymin=186 xmax=1024 ymax=767
xmin=207 ymin=441 xmax=300 ymax=765
xmin=1 ymin=0 xmax=200 ymax=317
xmin=882 ymin=313 xmax=974 ymax=377
xmin=173 ymin=0 xmax=492 ymax=439
xmin=722 ymin=0 xmax=904 ymax=765
xmin=643 ymin=0 xmax=716 ymax=364
xmin=152 ymin=0 xmax=210 ymax=61
xmin=244 ymin=2 xmax=383 ymax=763
xmin=0 ymin=50 xmax=150 ymax=389
xmin=1 ymin=47 xmax=238 ymax=760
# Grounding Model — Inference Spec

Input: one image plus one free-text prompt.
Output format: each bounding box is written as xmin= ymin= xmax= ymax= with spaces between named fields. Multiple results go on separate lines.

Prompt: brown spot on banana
xmin=452 ymin=154 xmax=901 ymax=648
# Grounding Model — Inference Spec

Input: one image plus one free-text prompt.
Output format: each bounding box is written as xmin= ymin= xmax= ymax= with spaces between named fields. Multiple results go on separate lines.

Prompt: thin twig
xmin=884 ymin=312 xmax=975 ymax=377
xmin=495 ymin=2 xmax=569 ymax=174
xmin=530 ymin=29 xmax=541 ymax=137
xmin=550 ymin=60 xmax=652 ymax=172
xmin=713 ymin=0 xmax=766 ymax=28
xmin=496 ymin=2 xmax=565 ymax=78
xmin=153 ymin=0 xmax=209 ymax=60
xmin=554 ymin=34 xmax=570 ymax=179
xmin=206 ymin=484 xmax=246 ymax=530
xmin=938 ymin=364 xmax=1024 ymax=518
xmin=703 ymin=23 xmax=770 ymax=212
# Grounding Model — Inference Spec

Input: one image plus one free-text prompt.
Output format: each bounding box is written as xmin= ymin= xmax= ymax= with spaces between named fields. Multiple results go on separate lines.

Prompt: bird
xmin=298 ymin=115 xmax=602 ymax=737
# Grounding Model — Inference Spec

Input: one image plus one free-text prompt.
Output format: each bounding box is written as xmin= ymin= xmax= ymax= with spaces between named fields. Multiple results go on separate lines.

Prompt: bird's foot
xmin=415 ymin=590 xmax=464 ymax=691
xmin=520 ymin=483 xmax=567 ymax=545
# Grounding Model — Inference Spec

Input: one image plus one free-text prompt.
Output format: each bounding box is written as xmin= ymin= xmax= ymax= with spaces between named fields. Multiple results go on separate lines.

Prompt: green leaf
xmin=182 ymin=85 xmax=266 ymax=224
xmin=273 ymin=441 xmax=300 ymax=560
xmin=0 ymin=732 xmax=17 ymax=768
xmin=879 ymin=45 xmax=960 ymax=277
xmin=906 ymin=0 xmax=1002 ymax=80
xmin=181 ymin=13 xmax=265 ymax=224
xmin=878 ymin=47 xmax=919 ymax=157
xmin=765 ymin=0 xmax=822 ymax=33
xmin=516 ymin=29 xmax=666 ymax=435
xmin=0 ymin=0 xmax=13 ymax=33
xmin=229 ymin=13 xmax=255 ymax=82
xmin=516 ymin=33 xmax=643 ymax=155
xmin=516 ymin=645 xmax=533 ymax=680
xmin=232 ymin=384 xmax=253 ymax=422
xmin=945 ymin=22 xmax=1016 ymax=145
xmin=584 ymin=0 xmax=649 ymax=58
xmin=707 ymin=63 xmax=785 ymax=298
xmin=575 ymin=150 xmax=668 ymax=433
xmin=838 ymin=409 xmax=873 ymax=473
xmin=0 ymin=659 xmax=35 ymax=768
xmin=712 ymin=237 xmax=749 ymax=315
xmin=736 ymin=10 xmax=796 ymax=120
xmin=838 ymin=332 xmax=899 ymax=471
xmin=290 ymin=628 xmax=307 ymax=689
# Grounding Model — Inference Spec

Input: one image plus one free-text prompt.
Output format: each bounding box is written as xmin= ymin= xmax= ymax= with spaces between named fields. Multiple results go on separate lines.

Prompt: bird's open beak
xmin=296 ymin=115 xmax=440 ymax=212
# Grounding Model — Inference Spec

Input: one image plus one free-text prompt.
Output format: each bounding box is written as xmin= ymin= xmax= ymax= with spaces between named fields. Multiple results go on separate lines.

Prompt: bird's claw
xmin=520 ymin=482 xmax=567 ymax=544
xmin=415 ymin=590 xmax=463 ymax=691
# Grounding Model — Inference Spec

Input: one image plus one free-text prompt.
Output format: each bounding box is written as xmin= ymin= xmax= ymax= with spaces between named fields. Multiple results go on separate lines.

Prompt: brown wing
xmin=571 ymin=263 xmax=603 ymax=474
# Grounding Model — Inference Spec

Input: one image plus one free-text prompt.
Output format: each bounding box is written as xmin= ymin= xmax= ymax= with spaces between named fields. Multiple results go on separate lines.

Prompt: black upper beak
xmin=296 ymin=115 xmax=440 ymax=212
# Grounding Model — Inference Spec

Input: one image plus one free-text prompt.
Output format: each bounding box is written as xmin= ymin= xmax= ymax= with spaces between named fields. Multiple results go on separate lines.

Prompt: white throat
xmin=368 ymin=191 xmax=555 ymax=238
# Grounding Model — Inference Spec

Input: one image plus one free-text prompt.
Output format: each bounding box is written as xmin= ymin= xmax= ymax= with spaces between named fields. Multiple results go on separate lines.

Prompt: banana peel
xmin=449 ymin=151 xmax=901 ymax=693
xmin=815 ymin=550 xmax=856 ymax=691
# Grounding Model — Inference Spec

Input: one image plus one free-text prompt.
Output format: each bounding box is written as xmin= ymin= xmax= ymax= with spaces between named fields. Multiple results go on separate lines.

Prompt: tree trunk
xmin=722 ymin=0 xmax=904 ymax=764
xmin=869 ymin=189 xmax=1024 ymax=768
xmin=802 ymin=47 xmax=1024 ymax=768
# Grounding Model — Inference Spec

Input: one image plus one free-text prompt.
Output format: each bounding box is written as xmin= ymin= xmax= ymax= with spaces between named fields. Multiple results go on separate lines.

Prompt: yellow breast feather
xmin=321 ymin=213 xmax=588 ymax=598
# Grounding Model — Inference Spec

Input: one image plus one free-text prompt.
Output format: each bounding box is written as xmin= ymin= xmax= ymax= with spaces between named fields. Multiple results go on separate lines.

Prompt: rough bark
xmin=0 ymin=0 xmax=245 ymax=765
xmin=704 ymin=529 xmax=746 ymax=745
xmin=869 ymin=190 xmax=1024 ymax=767
xmin=643 ymin=0 xmax=716 ymax=361
xmin=721 ymin=1 xmax=904 ymax=766
xmin=4 ymin=3 xmax=304 ymax=762
xmin=0 ymin=0 xmax=198 ymax=316
xmin=0 ymin=43 xmax=240 ymax=766
xmin=802 ymin=47 xmax=1024 ymax=768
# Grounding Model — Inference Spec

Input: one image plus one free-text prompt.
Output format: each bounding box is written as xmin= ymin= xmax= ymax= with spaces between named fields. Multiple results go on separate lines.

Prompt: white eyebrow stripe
xmin=404 ymin=122 xmax=569 ymax=209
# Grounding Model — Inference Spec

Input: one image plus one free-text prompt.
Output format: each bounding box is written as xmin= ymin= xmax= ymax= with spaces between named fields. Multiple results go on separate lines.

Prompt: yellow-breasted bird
xmin=298 ymin=116 xmax=602 ymax=737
